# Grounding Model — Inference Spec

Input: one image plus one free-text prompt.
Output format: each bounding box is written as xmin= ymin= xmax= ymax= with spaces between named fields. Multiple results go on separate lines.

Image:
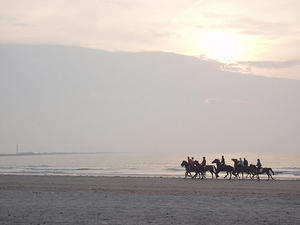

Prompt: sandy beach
xmin=0 ymin=175 xmax=299 ymax=225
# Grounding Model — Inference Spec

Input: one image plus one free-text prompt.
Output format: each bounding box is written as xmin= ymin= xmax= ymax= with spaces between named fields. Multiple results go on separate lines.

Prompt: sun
xmin=201 ymin=31 xmax=244 ymax=62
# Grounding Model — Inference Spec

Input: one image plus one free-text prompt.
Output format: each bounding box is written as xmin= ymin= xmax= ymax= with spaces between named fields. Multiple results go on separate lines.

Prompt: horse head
xmin=231 ymin=158 xmax=238 ymax=164
xmin=212 ymin=159 xmax=220 ymax=164
xmin=181 ymin=160 xmax=188 ymax=167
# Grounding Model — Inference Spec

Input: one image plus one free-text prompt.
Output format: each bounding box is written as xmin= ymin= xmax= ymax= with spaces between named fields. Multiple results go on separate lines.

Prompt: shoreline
xmin=1 ymin=174 xmax=299 ymax=198
xmin=0 ymin=172 xmax=299 ymax=180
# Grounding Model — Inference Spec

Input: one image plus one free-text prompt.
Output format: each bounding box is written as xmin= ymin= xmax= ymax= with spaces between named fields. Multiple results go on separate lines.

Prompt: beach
xmin=0 ymin=175 xmax=299 ymax=225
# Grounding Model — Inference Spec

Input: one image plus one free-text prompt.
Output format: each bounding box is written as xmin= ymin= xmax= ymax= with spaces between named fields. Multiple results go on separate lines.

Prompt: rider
xmin=188 ymin=157 xmax=193 ymax=170
xmin=201 ymin=157 xmax=206 ymax=167
xmin=238 ymin=157 xmax=244 ymax=166
xmin=221 ymin=155 xmax=225 ymax=166
xmin=257 ymin=159 xmax=262 ymax=172
xmin=243 ymin=158 xmax=248 ymax=167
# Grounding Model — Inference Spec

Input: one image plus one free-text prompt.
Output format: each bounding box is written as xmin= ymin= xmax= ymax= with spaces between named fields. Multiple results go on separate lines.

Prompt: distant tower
xmin=16 ymin=144 xmax=19 ymax=154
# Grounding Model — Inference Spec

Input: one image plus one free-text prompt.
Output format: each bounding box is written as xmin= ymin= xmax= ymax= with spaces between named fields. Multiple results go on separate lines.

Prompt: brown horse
xmin=193 ymin=160 xmax=217 ymax=179
xmin=181 ymin=160 xmax=197 ymax=178
xmin=231 ymin=158 xmax=252 ymax=179
xmin=248 ymin=164 xmax=275 ymax=180
xmin=212 ymin=159 xmax=235 ymax=179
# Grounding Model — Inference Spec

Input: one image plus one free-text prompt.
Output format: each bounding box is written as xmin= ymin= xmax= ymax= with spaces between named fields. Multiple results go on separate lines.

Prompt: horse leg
xmin=210 ymin=171 xmax=214 ymax=179
xmin=269 ymin=170 xmax=275 ymax=180
xmin=229 ymin=172 xmax=232 ymax=180
xmin=192 ymin=172 xmax=196 ymax=179
xmin=224 ymin=172 xmax=228 ymax=179
xmin=271 ymin=174 xmax=275 ymax=180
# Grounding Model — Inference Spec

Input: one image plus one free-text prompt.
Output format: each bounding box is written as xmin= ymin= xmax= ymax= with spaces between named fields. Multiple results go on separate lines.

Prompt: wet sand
xmin=0 ymin=175 xmax=299 ymax=224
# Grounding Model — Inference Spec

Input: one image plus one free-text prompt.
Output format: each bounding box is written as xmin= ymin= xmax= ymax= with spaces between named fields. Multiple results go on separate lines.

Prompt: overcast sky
xmin=1 ymin=45 xmax=299 ymax=154
xmin=0 ymin=1 xmax=300 ymax=154
xmin=1 ymin=0 xmax=300 ymax=79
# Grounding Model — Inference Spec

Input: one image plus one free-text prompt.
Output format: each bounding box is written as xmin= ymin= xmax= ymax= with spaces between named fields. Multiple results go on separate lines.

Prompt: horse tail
xmin=270 ymin=168 xmax=274 ymax=175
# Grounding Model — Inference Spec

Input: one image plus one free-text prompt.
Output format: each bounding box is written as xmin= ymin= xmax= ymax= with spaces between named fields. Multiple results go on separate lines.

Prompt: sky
xmin=0 ymin=45 xmax=300 ymax=154
xmin=0 ymin=0 xmax=300 ymax=79
xmin=0 ymin=1 xmax=300 ymax=155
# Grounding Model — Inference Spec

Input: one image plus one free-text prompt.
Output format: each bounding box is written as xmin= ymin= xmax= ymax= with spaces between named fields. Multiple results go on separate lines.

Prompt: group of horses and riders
xmin=181 ymin=156 xmax=275 ymax=180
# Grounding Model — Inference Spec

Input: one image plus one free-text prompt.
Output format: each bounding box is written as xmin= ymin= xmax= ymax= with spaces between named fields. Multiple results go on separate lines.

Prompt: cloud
xmin=237 ymin=60 xmax=300 ymax=69
xmin=222 ymin=60 xmax=300 ymax=80
xmin=198 ymin=12 xmax=294 ymax=37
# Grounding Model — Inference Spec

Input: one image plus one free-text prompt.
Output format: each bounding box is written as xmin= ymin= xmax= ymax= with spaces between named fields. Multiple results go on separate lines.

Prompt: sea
xmin=0 ymin=152 xmax=299 ymax=180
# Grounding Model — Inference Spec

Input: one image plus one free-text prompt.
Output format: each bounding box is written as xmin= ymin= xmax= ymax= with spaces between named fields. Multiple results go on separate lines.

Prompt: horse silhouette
xmin=248 ymin=164 xmax=275 ymax=180
xmin=231 ymin=158 xmax=252 ymax=179
xmin=212 ymin=159 xmax=235 ymax=180
xmin=181 ymin=160 xmax=197 ymax=178
xmin=193 ymin=160 xmax=217 ymax=179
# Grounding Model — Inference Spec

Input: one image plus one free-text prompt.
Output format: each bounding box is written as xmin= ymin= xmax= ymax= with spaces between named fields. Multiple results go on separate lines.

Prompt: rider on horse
xmin=201 ymin=157 xmax=206 ymax=167
xmin=221 ymin=156 xmax=225 ymax=169
xmin=257 ymin=159 xmax=262 ymax=173
xmin=238 ymin=158 xmax=244 ymax=166
xmin=188 ymin=157 xmax=194 ymax=170
xmin=243 ymin=158 xmax=248 ymax=167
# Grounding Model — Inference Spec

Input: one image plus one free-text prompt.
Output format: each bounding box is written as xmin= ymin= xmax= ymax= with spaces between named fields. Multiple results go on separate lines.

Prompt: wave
xmin=277 ymin=167 xmax=300 ymax=170
xmin=274 ymin=170 xmax=300 ymax=176
xmin=165 ymin=168 xmax=184 ymax=172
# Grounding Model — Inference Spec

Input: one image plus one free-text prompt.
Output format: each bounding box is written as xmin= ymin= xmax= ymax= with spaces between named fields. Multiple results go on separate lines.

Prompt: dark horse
xmin=181 ymin=160 xmax=197 ymax=178
xmin=193 ymin=160 xmax=217 ymax=179
xmin=248 ymin=164 xmax=275 ymax=180
xmin=212 ymin=159 xmax=235 ymax=179
xmin=231 ymin=159 xmax=252 ymax=179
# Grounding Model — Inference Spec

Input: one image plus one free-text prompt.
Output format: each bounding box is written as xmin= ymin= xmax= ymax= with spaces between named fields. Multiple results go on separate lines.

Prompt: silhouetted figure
xmin=257 ymin=159 xmax=262 ymax=172
xmin=212 ymin=159 xmax=234 ymax=179
xmin=221 ymin=155 xmax=225 ymax=166
xmin=193 ymin=160 xmax=217 ymax=179
xmin=181 ymin=160 xmax=197 ymax=178
xmin=188 ymin=157 xmax=193 ymax=166
xmin=238 ymin=157 xmax=244 ymax=166
xmin=244 ymin=158 xmax=248 ymax=167
xmin=201 ymin=157 xmax=206 ymax=167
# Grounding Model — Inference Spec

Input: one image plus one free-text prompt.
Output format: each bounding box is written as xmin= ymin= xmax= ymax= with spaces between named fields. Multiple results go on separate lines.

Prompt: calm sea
xmin=0 ymin=152 xmax=299 ymax=180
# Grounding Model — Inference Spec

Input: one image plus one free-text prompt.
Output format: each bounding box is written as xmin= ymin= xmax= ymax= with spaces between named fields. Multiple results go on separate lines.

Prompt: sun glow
xmin=201 ymin=31 xmax=246 ymax=62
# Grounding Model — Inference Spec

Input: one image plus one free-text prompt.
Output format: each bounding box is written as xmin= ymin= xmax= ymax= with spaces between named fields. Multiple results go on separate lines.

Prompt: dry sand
xmin=0 ymin=175 xmax=299 ymax=225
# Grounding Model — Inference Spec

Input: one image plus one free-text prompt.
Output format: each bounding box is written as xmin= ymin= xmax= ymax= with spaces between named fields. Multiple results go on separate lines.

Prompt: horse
xmin=248 ymin=164 xmax=275 ymax=180
xmin=181 ymin=160 xmax=197 ymax=179
xmin=231 ymin=158 xmax=252 ymax=179
xmin=212 ymin=159 xmax=235 ymax=180
xmin=193 ymin=160 xmax=217 ymax=179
